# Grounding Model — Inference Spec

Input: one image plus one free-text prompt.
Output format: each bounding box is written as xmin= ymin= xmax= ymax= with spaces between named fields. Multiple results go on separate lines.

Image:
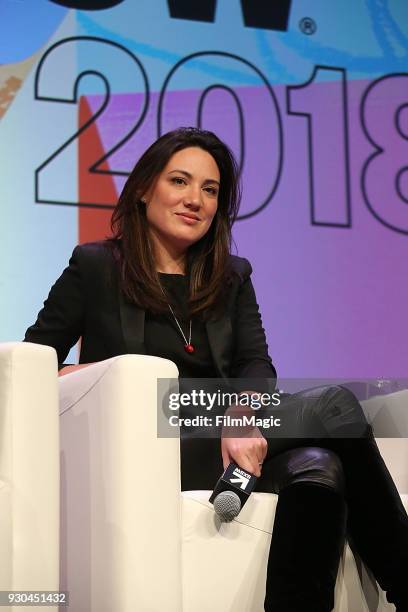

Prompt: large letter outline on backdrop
xmin=34 ymin=36 xmax=149 ymax=208
xmin=360 ymin=73 xmax=408 ymax=235
xmin=287 ymin=66 xmax=352 ymax=228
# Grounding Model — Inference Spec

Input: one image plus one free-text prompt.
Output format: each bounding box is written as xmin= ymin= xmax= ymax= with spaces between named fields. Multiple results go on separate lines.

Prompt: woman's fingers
xmin=241 ymin=451 xmax=261 ymax=477
xmin=221 ymin=429 xmax=267 ymax=477
xmin=221 ymin=441 xmax=231 ymax=471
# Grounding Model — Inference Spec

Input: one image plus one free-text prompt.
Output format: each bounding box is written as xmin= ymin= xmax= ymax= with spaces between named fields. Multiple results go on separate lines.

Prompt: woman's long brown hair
xmin=108 ymin=127 xmax=241 ymax=318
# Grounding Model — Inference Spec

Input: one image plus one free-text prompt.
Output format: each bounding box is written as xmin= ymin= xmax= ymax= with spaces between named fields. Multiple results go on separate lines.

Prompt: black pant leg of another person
xmin=312 ymin=386 xmax=408 ymax=610
xmin=331 ymin=433 xmax=408 ymax=610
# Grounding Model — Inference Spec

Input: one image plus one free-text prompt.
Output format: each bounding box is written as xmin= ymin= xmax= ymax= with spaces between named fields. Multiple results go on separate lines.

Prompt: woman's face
xmin=144 ymin=146 xmax=220 ymax=252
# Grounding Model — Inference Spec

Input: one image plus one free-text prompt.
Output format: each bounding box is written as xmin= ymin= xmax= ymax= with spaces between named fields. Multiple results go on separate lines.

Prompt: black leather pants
xmin=261 ymin=447 xmax=348 ymax=612
xmin=262 ymin=385 xmax=408 ymax=612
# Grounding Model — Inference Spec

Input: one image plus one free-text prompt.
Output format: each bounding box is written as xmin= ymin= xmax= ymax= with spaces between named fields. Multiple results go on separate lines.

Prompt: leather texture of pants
xmin=180 ymin=385 xmax=408 ymax=612
xmin=264 ymin=385 xmax=408 ymax=612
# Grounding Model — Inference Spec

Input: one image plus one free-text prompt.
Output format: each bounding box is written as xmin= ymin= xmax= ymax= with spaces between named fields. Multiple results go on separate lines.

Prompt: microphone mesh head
xmin=213 ymin=491 xmax=241 ymax=522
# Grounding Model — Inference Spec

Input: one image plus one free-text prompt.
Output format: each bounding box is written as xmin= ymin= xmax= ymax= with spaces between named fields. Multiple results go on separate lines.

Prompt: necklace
xmin=158 ymin=274 xmax=195 ymax=354
xmin=167 ymin=302 xmax=195 ymax=354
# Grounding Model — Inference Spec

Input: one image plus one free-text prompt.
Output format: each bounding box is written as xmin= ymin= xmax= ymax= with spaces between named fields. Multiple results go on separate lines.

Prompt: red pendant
xmin=184 ymin=343 xmax=195 ymax=354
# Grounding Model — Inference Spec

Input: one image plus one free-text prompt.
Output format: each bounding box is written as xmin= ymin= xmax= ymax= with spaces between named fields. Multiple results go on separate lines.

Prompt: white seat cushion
xmin=181 ymin=491 xmax=408 ymax=612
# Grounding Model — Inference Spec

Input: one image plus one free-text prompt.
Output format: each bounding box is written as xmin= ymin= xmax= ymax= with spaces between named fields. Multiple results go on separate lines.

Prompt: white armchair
xmin=0 ymin=342 xmax=59 ymax=611
xmin=59 ymin=355 xmax=181 ymax=612
xmin=58 ymin=355 xmax=408 ymax=612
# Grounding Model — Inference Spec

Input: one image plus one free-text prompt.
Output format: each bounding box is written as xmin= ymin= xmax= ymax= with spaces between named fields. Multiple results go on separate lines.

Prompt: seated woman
xmin=24 ymin=127 xmax=408 ymax=612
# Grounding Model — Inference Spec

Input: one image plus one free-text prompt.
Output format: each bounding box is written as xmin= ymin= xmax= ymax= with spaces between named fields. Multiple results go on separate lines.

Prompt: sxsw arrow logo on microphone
xmin=209 ymin=462 xmax=257 ymax=506
xmin=229 ymin=467 xmax=251 ymax=490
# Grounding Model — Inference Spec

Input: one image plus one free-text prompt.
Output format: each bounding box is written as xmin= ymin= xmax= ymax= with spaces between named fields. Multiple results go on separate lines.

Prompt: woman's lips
xmin=175 ymin=213 xmax=200 ymax=224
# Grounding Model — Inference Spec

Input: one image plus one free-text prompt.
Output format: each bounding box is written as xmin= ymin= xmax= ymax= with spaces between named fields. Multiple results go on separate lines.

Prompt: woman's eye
xmin=204 ymin=186 xmax=218 ymax=196
xmin=171 ymin=177 xmax=186 ymax=185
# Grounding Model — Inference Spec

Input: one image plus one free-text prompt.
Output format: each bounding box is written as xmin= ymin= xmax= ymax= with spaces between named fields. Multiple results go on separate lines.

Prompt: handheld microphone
xmin=209 ymin=462 xmax=258 ymax=522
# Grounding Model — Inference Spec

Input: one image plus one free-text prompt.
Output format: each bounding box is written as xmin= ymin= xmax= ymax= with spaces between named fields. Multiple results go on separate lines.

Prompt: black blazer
xmin=24 ymin=241 xmax=276 ymax=382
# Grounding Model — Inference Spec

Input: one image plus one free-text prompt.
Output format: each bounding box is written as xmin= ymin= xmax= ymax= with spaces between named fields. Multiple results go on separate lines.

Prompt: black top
xmin=23 ymin=241 xmax=277 ymax=383
xmin=144 ymin=273 xmax=218 ymax=379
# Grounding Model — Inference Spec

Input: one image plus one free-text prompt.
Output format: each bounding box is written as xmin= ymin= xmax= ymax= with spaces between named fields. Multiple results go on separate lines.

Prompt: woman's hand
xmin=221 ymin=426 xmax=267 ymax=477
xmin=58 ymin=363 xmax=93 ymax=377
xmin=221 ymin=397 xmax=268 ymax=477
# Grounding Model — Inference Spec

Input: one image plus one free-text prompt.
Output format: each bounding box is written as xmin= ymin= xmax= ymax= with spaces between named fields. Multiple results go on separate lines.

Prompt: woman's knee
xmin=267 ymin=446 xmax=345 ymax=495
xmin=314 ymin=385 xmax=370 ymax=437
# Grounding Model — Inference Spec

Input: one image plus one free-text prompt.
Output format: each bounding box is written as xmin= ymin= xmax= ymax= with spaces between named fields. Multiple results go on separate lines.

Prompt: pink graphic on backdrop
xmin=86 ymin=86 xmax=280 ymax=218
xmin=85 ymin=79 xmax=408 ymax=377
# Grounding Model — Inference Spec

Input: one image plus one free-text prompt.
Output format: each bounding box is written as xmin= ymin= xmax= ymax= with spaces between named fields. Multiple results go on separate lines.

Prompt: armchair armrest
xmin=58 ymin=354 xmax=181 ymax=612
